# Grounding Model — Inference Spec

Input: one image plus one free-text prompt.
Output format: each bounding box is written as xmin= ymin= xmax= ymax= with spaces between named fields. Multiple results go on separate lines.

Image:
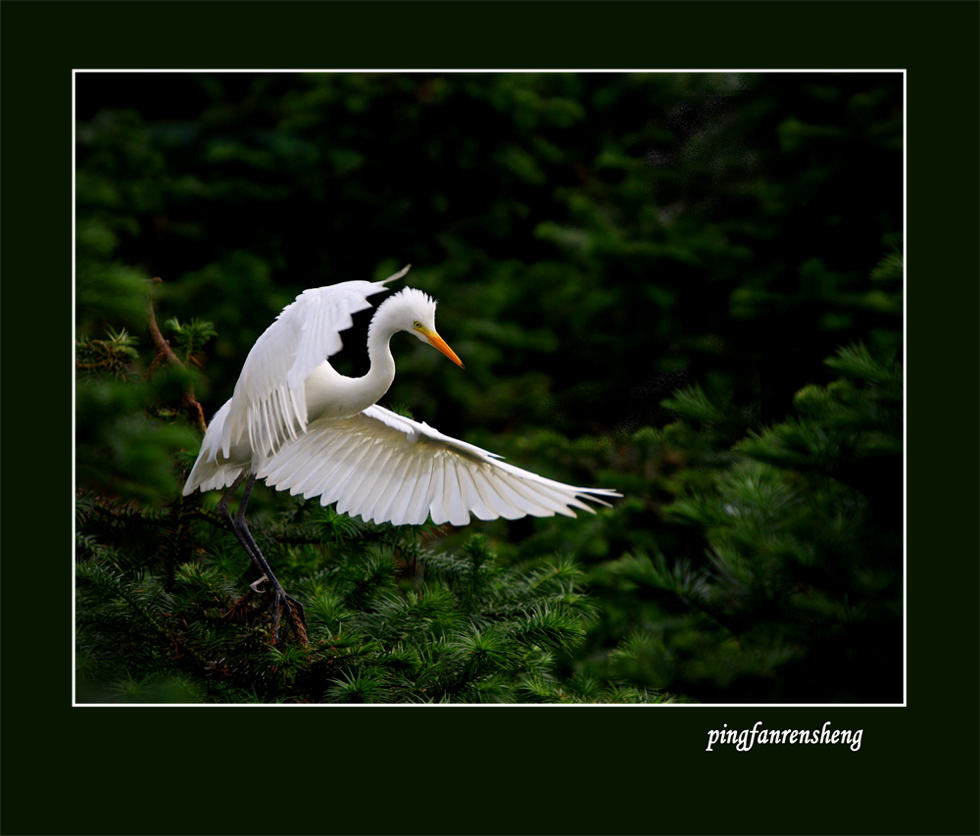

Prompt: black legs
xmin=216 ymin=472 xmax=307 ymax=644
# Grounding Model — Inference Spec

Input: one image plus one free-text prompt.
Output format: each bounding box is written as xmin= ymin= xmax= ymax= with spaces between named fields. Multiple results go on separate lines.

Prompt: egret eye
xmin=413 ymin=321 xmax=423 ymax=330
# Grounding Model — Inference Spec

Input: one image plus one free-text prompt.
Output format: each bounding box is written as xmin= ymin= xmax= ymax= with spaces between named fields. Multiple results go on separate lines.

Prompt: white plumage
xmin=260 ymin=405 xmax=620 ymax=526
xmin=184 ymin=265 xmax=619 ymax=526
xmin=217 ymin=268 xmax=410 ymax=463
xmin=181 ymin=265 xmax=620 ymax=641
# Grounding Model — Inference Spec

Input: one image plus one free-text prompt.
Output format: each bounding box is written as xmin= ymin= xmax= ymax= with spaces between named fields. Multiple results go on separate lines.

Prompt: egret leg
xmin=233 ymin=473 xmax=308 ymax=644
xmin=216 ymin=472 xmax=307 ymax=645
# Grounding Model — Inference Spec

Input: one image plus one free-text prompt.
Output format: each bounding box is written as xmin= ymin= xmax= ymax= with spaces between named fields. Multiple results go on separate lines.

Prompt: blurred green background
xmin=75 ymin=72 xmax=903 ymax=704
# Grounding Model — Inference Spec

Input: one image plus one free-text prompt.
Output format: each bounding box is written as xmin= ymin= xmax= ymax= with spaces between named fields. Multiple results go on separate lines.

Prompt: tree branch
xmin=147 ymin=276 xmax=209 ymax=434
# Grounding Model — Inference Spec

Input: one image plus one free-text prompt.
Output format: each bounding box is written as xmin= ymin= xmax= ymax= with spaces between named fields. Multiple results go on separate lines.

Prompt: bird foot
xmin=267 ymin=586 xmax=309 ymax=647
xmin=249 ymin=574 xmax=270 ymax=593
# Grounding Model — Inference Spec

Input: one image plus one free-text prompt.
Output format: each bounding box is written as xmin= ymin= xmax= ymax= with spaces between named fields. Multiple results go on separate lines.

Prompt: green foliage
xmin=581 ymin=264 xmax=901 ymax=701
xmin=75 ymin=323 xmax=201 ymax=505
xmin=76 ymin=72 xmax=901 ymax=435
xmin=76 ymin=326 xmax=140 ymax=380
xmin=77 ymin=502 xmax=662 ymax=703
xmin=165 ymin=317 xmax=217 ymax=364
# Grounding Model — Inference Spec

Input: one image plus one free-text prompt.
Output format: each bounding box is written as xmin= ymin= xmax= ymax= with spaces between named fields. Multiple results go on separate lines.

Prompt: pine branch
xmin=145 ymin=276 xmax=208 ymax=434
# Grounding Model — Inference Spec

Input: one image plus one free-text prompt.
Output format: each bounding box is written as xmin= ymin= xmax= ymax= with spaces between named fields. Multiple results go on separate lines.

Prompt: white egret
xmin=183 ymin=265 xmax=620 ymax=641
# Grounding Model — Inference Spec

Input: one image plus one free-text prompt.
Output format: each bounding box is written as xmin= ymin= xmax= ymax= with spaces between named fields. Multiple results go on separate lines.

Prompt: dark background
xmin=74 ymin=69 xmax=901 ymax=476
xmin=3 ymin=1 xmax=978 ymax=835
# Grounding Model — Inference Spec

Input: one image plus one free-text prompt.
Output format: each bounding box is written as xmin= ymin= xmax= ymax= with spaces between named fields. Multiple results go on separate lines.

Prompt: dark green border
xmin=3 ymin=2 xmax=976 ymax=835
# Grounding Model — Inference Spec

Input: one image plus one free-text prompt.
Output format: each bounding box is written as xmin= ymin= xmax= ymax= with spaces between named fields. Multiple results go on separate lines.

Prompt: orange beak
xmin=423 ymin=328 xmax=465 ymax=368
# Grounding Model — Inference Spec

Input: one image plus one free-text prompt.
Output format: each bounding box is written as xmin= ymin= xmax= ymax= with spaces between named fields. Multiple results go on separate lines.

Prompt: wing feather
xmin=450 ymin=457 xmax=477 ymax=526
xmin=424 ymin=450 xmax=450 ymax=526
xmin=257 ymin=404 xmax=621 ymax=527
xmin=218 ymin=266 xmax=410 ymax=459
xmin=315 ymin=436 xmax=382 ymax=506
xmin=388 ymin=451 xmax=426 ymax=525
xmin=370 ymin=447 xmax=417 ymax=524
xmin=335 ymin=439 xmax=388 ymax=517
xmin=355 ymin=446 xmax=403 ymax=523
xmin=455 ymin=460 xmax=494 ymax=521
xmin=480 ymin=471 xmax=549 ymax=519
xmin=485 ymin=467 xmax=567 ymax=518
xmin=434 ymin=454 xmax=461 ymax=526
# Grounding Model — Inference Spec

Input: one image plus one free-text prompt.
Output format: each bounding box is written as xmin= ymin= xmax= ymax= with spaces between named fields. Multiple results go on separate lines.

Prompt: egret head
xmin=374 ymin=287 xmax=464 ymax=368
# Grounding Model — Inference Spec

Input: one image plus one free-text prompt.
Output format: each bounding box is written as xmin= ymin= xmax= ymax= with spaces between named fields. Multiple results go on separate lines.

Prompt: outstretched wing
xmin=218 ymin=266 xmax=411 ymax=460
xmin=258 ymin=405 xmax=621 ymax=526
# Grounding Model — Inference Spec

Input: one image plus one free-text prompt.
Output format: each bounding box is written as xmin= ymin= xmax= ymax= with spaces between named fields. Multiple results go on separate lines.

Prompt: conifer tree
xmin=75 ymin=301 xmax=665 ymax=704
xmin=584 ymin=254 xmax=903 ymax=703
xmin=76 ymin=480 xmax=666 ymax=703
